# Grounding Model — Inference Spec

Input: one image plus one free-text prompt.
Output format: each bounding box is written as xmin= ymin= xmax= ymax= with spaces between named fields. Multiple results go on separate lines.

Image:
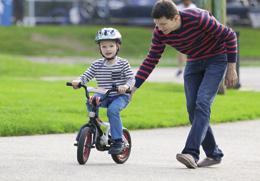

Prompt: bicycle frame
xmin=66 ymin=82 xmax=130 ymax=150
xmin=66 ymin=82 xmax=132 ymax=164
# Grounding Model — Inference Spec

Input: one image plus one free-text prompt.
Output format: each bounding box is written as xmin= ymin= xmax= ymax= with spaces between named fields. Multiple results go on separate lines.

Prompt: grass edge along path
xmin=0 ymin=78 xmax=260 ymax=136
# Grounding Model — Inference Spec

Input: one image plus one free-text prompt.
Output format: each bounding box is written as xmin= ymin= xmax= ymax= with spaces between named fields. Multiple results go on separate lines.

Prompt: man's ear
xmin=174 ymin=14 xmax=180 ymax=21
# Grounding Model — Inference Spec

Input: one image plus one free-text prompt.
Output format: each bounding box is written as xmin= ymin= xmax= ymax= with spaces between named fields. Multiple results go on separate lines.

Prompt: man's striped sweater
xmin=135 ymin=8 xmax=237 ymax=88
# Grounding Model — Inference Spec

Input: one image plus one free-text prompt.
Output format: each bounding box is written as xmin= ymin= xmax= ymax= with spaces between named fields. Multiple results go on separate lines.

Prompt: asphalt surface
xmin=40 ymin=67 xmax=260 ymax=92
xmin=1 ymin=120 xmax=260 ymax=181
xmin=133 ymin=67 xmax=260 ymax=91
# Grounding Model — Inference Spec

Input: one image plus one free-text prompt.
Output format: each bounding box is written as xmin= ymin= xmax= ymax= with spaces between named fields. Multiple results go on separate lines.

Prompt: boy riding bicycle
xmin=71 ymin=27 xmax=135 ymax=155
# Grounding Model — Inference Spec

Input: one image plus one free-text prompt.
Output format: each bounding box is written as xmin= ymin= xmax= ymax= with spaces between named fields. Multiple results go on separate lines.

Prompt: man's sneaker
xmin=198 ymin=157 xmax=221 ymax=167
xmin=108 ymin=141 xmax=124 ymax=155
xmin=176 ymin=153 xmax=197 ymax=169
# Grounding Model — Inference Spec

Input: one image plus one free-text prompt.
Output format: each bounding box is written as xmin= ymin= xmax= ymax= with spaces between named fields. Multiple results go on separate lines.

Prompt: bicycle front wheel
xmin=77 ymin=127 xmax=93 ymax=164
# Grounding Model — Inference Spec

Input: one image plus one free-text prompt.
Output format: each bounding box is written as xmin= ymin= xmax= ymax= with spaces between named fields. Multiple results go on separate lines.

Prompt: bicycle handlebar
xmin=66 ymin=82 xmax=131 ymax=100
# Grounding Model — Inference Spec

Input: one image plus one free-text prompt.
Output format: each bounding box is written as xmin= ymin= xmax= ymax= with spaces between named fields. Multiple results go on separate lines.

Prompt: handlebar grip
xmin=66 ymin=82 xmax=73 ymax=86
xmin=112 ymin=87 xmax=131 ymax=94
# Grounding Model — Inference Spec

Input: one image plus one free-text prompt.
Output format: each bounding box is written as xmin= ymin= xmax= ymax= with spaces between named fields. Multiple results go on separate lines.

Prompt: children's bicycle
xmin=66 ymin=82 xmax=132 ymax=165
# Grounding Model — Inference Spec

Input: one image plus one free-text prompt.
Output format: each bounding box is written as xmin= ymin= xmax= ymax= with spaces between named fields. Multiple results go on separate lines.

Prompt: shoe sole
xmin=176 ymin=155 xmax=197 ymax=169
xmin=198 ymin=160 xmax=221 ymax=167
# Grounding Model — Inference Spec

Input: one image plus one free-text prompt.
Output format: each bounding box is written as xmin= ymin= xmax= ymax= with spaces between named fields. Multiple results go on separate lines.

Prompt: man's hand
xmin=71 ymin=79 xmax=81 ymax=89
xmin=118 ymin=85 xmax=129 ymax=94
xmin=225 ymin=63 xmax=238 ymax=88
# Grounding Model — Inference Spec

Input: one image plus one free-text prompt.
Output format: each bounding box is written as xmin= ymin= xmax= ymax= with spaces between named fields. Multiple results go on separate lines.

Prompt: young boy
xmin=72 ymin=28 xmax=135 ymax=155
xmin=131 ymin=0 xmax=237 ymax=168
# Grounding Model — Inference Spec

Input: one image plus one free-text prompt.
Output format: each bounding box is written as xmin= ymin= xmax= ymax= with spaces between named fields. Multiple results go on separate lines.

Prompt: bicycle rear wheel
xmin=77 ymin=127 xmax=93 ymax=164
xmin=111 ymin=129 xmax=132 ymax=164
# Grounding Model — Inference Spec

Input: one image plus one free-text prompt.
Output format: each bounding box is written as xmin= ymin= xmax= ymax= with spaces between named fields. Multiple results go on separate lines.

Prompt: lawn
xmin=0 ymin=26 xmax=176 ymax=61
xmin=0 ymin=77 xmax=260 ymax=136
xmin=1 ymin=54 xmax=260 ymax=136
xmin=0 ymin=26 xmax=259 ymax=61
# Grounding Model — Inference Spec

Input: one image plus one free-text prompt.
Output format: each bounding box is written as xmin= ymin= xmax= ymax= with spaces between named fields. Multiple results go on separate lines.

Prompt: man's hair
xmin=151 ymin=0 xmax=179 ymax=19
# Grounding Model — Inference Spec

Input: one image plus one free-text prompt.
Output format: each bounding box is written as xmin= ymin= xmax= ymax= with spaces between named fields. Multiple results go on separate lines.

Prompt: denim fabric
xmin=182 ymin=54 xmax=227 ymax=161
xmin=76 ymin=94 xmax=130 ymax=141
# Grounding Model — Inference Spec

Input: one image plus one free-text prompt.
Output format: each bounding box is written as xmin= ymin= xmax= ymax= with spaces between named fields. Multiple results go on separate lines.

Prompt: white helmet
xmin=95 ymin=27 xmax=122 ymax=44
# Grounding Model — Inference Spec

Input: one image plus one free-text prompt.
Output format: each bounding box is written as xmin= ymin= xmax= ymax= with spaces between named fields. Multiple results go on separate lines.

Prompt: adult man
xmin=132 ymin=0 xmax=238 ymax=169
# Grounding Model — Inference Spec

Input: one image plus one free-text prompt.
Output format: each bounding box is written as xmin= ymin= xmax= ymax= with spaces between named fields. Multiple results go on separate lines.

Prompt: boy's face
xmin=99 ymin=40 xmax=119 ymax=59
xmin=154 ymin=15 xmax=181 ymax=34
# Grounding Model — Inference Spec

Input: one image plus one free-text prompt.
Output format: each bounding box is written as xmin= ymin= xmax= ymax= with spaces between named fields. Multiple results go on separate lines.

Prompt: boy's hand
xmin=71 ymin=79 xmax=81 ymax=89
xmin=225 ymin=63 xmax=238 ymax=88
xmin=118 ymin=85 xmax=129 ymax=94
xmin=89 ymin=96 xmax=101 ymax=105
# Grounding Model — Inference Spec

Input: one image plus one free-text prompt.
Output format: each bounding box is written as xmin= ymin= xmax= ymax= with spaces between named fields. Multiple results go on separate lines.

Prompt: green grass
xmin=235 ymin=27 xmax=260 ymax=59
xmin=240 ymin=60 xmax=260 ymax=67
xmin=0 ymin=26 xmax=260 ymax=60
xmin=0 ymin=26 xmax=176 ymax=60
xmin=0 ymin=77 xmax=260 ymax=136
xmin=0 ymin=54 xmax=87 ymax=77
xmin=1 ymin=51 xmax=260 ymax=136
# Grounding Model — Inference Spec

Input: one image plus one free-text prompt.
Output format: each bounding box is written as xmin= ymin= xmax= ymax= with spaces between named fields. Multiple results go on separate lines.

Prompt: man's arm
xmin=134 ymin=28 xmax=166 ymax=89
xmin=199 ymin=10 xmax=238 ymax=87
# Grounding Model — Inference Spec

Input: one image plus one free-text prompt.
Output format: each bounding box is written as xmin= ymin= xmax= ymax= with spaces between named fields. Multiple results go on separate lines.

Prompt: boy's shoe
xmin=176 ymin=153 xmax=197 ymax=169
xmin=198 ymin=157 xmax=221 ymax=167
xmin=108 ymin=141 xmax=124 ymax=155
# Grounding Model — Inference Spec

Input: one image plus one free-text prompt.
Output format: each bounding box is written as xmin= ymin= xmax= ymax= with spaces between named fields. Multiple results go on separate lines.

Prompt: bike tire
xmin=77 ymin=127 xmax=93 ymax=165
xmin=111 ymin=129 xmax=132 ymax=164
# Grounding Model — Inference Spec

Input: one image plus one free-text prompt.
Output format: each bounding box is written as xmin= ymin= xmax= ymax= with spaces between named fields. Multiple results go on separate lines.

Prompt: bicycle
xmin=66 ymin=82 xmax=132 ymax=165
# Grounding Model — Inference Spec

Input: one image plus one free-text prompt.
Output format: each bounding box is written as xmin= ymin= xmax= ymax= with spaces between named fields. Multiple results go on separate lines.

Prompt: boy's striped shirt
xmin=80 ymin=57 xmax=135 ymax=97
xmin=135 ymin=8 xmax=237 ymax=88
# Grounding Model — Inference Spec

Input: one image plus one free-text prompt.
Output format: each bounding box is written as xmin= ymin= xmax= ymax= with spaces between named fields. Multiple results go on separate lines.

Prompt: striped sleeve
xmin=198 ymin=10 xmax=237 ymax=62
xmin=135 ymin=29 xmax=166 ymax=88
xmin=122 ymin=61 xmax=135 ymax=89
xmin=79 ymin=62 xmax=96 ymax=84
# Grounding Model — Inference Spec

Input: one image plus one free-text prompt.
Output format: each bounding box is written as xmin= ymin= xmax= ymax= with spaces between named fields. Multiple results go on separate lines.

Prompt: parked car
xmin=23 ymin=0 xmax=260 ymax=27
xmin=227 ymin=0 xmax=260 ymax=26
xmin=24 ymin=0 xmax=97 ymax=25
xmin=107 ymin=0 xmax=156 ymax=25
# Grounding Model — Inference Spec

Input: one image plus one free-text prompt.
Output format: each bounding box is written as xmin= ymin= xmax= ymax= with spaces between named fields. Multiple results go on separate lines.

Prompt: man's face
xmin=183 ymin=0 xmax=192 ymax=7
xmin=154 ymin=15 xmax=180 ymax=34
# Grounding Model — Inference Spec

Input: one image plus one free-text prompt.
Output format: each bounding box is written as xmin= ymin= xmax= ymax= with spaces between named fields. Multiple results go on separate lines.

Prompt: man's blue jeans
xmin=182 ymin=54 xmax=227 ymax=161
xmin=86 ymin=94 xmax=130 ymax=141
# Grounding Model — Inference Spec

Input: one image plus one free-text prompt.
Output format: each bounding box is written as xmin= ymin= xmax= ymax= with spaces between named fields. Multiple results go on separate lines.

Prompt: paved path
xmin=1 ymin=120 xmax=260 ymax=181
xmin=133 ymin=67 xmax=260 ymax=91
xmin=41 ymin=67 xmax=260 ymax=91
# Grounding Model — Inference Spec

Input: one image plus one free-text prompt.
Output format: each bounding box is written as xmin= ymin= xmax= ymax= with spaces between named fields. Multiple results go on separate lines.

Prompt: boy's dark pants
xmin=182 ymin=54 xmax=227 ymax=161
